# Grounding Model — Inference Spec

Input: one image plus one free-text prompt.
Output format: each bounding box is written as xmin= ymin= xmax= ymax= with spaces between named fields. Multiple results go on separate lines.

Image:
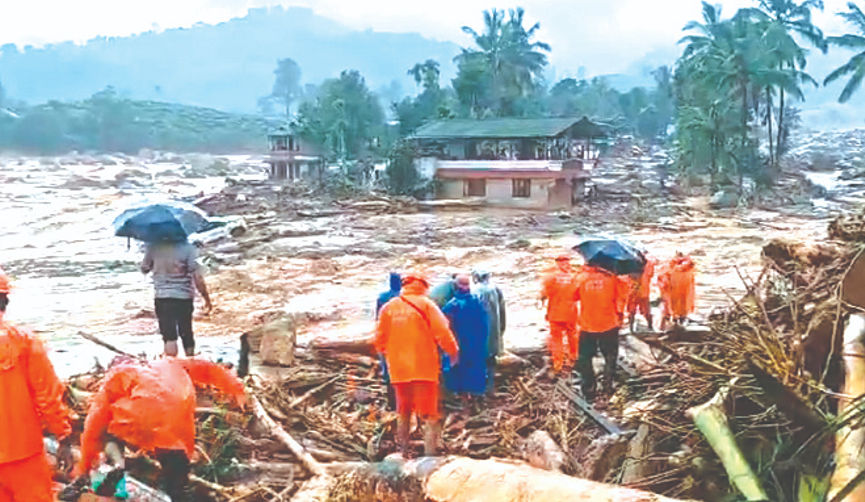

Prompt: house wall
xmin=437 ymin=177 xmax=571 ymax=209
xmin=415 ymin=157 xmax=438 ymax=180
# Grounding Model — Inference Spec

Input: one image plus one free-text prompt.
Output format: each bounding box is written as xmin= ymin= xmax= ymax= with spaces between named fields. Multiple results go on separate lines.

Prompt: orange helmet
xmin=402 ymin=270 xmax=429 ymax=287
xmin=555 ymin=254 xmax=571 ymax=262
xmin=0 ymin=268 xmax=10 ymax=294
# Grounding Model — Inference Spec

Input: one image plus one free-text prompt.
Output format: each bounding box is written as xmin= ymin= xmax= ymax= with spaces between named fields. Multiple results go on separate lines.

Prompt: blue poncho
xmin=442 ymin=290 xmax=490 ymax=395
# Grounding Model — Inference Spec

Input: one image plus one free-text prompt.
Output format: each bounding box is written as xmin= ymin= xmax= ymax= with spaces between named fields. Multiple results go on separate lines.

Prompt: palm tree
xmin=825 ymin=2 xmax=865 ymax=103
xmin=408 ymin=60 xmax=441 ymax=93
xmin=455 ymin=8 xmax=550 ymax=116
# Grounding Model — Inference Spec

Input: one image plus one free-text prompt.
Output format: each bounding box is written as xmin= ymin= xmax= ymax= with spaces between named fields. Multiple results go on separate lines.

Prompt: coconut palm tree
xmin=454 ymin=8 xmax=550 ymax=116
xmin=408 ymin=60 xmax=441 ymax=93
xmin=825 ymin=2 xmax=865 ymax=103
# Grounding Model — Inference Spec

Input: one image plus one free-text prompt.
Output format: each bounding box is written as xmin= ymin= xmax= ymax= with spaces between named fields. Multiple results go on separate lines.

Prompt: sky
xmin=0 ymin=0 xmax=855 ymax=76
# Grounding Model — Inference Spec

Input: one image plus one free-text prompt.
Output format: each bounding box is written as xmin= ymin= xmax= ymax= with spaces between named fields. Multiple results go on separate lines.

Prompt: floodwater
xmin=0 ymin=154 xmax=859 ymax=377
xmin=0 ymin=155 xmax=265 ymax=376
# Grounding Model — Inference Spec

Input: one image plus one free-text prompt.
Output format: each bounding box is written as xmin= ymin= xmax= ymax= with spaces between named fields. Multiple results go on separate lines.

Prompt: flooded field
xmin=1 ymin=152 xmax=861 ymax=377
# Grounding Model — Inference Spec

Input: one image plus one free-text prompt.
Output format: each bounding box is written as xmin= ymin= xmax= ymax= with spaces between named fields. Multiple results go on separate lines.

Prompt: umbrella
xmin=113 ymin=201 xmax=212 ymax=243
xmin=574 ymin=237 xmax=646 ymax=275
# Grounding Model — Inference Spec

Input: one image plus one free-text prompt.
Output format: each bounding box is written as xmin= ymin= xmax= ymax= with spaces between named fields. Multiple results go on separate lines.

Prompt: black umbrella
xmin=113 ymin=201 xmax=212 ymax=243
xmin=574 ymin=237 xmax=646 ymax=275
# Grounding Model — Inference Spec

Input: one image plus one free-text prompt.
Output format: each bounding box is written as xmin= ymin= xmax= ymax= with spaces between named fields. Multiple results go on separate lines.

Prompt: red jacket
xmin=375 ymin=281 xmax=459 ymax=384
xmin=77 ymin=358 xmax=245 ymax=474
xmin=0 ymin=321 xmax=72 ymax=464
xmin=574 ymin=267 xmax=630 ymax=333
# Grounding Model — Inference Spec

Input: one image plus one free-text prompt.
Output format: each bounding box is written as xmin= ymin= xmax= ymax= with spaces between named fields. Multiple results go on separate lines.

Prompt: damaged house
xmin=411 ymin=116 xmax=606 ymax=209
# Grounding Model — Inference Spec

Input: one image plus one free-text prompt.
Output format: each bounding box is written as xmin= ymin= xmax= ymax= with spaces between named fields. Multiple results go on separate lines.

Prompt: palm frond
xmin=826 ymin=34 xmax=865 ymax=50
xmin=839 ymin=63 xmax=865 ymax=102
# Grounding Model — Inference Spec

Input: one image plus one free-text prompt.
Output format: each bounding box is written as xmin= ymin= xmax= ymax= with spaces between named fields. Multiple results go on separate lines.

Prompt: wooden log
xmin=309 ymin=336 xmax=376 ymax=356
xmin=555 ymin=380 xmax=624 ymax=435
xmin=687 ymin=385 xmax=768 ymax=501
xmin=621 ymin=424 xmax=654 ymax=485
xmin=829 ymin=313 xmax=865 ymax=502
xmin=249 ymin=395 xmax=326 ymax=477
xmin=76 ymin=331 xmax=139 ymax=359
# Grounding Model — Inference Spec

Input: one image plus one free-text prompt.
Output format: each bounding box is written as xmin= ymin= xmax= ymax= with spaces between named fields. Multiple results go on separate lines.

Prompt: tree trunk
xmin=776 ymin=89 xmax=785 ymax=160
xmin=766 ymin=87 xmax=774 ymax=168
xmin=828 ymin=313 xmax=865 ymax=502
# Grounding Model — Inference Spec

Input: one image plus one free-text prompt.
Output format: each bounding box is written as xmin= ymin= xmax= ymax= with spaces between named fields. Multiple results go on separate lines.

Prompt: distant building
xmin=266 ymin=125 xmax=323 ymax=181
xmin=411 ymin=116 xmax=606 ymax=209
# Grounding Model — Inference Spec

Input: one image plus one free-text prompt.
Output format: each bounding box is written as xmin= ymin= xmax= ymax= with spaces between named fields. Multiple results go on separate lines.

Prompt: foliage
xmin=673 ymin=1 xmax=823 ymax=190
xmin=0 ymin=87 xmax=272 ymax=154
xmin=295 ymin=70 xmax=386 ymax=161
xmin=385 ymin=139 xmax=427 ymax=196
xmin=393 ymin=59 xmax=455 ymax=135
xmin=824 ymin=2 xmax=865 ymax=103
xmin=266 ymin=58 xmax=303 ymax=117
xmin=453 ymin=8 xmax=551 ymax=117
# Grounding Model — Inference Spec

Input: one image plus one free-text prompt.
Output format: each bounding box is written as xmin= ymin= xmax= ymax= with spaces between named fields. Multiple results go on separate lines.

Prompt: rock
xmin=709 ymin=190 xmax=738 ymax=209
xmin=247 ymin=318 xmax=297 ymax=366
xmin=508 ymin=239 xmax=531 ymax=250
xmin=524 ymin=431 xmax=566 ymax=472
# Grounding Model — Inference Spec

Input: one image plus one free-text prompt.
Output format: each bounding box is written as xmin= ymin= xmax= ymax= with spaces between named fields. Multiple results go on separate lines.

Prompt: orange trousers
xmin=0 ymin=452 xmax=54 ymax=502
xmin=548 ymin=321 xmax=579 ymax=372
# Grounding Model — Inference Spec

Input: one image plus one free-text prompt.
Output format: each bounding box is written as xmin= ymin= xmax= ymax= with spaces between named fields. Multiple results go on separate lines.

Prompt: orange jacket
xmin=660 ymin=256 xmax=696 ymax=317
xmin=374 ymin=281 xmax=459 ymax=384
xmin=542 ymin=268 xmax=579 ymax=324
xmin=0 ymin=321 xmax=71 ymax=464
xmin=636 ymin=258 xmax=656 ymax=299
xmin=573 ymin=266 xmax=630 ymax=333
xmin=77 ymin=358 xmax=245 ymax=474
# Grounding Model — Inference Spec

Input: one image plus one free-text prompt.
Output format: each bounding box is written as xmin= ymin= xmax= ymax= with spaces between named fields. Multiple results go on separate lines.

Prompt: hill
xmin=0 ymin=6 xmax=461 ymax=113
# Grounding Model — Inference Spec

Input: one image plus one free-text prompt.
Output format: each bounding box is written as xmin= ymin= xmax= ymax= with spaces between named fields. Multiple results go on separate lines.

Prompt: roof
xmin=412 ymin=116 xmax=606 ymax=140
xmin=268 ymin=124 xmax=292 ymax=137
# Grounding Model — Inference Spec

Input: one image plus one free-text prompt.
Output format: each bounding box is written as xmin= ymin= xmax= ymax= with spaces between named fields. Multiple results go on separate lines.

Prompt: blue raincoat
xmin=442 ymin=290 xmax=490 ymax=395
xmin=376 ymin=272 xmax=402 ymax=318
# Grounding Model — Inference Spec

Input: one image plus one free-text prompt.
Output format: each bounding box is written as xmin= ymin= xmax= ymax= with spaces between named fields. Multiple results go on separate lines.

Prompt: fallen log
xmin=555 ymin=380 xmax=624 ymax=435
xmin=687 ymin=385 xmax=768 ymax=501
xmin=249 ymin=394 xmax=326 ymax=477
xmin=828 ymin=313 xmax=865 ymax=502
xmin=309 ymin=336 xmax=376 ymax=356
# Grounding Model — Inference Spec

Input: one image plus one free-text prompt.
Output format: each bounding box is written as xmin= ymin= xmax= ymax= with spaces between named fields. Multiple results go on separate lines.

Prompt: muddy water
xmin=1 ymin=155 xmax=856 ymax=377
xmin=0 ymin=156 xmax=266 ymax=376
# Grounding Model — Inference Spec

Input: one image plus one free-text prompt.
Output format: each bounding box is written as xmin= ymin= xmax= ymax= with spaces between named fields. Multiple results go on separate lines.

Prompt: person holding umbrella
xmin=114 ymin=202 xmax=215 ymax=357
xmin=573 ymin=239 xmax=639 ymax=398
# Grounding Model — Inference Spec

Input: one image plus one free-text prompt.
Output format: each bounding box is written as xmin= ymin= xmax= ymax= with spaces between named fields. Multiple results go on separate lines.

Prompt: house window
xmin=465 ymin=179 xmax=486 ymax=197
xmin=513 ymin=179 xmax=531 ymax=198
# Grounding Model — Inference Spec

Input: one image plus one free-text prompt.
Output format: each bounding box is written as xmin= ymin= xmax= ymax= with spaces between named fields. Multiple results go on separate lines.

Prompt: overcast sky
xmin=1 ymin=0 xmax=855 ymax=75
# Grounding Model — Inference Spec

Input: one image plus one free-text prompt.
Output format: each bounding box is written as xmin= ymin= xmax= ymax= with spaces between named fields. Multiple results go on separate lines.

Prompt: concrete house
xmin=266 ymin=125 xmax=323 ymax=181
xmin=411 ymin=117 xmax=606 ymax=209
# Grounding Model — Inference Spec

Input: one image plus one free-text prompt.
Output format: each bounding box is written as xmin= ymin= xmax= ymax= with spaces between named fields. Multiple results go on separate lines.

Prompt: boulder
xmin=709 ymin=190 xmax=738 ymax=209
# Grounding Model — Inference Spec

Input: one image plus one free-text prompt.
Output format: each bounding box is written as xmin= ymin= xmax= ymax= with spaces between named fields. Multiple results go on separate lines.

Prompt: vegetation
xmin=673 ymin=1 xmax=825 ymax=191
xmin=825 ymin=2 xmax=865 ymax=102
xmin=0 ymin=87 xmax=271 ymax=154
xmin=262 ymin=58 xmax=303 ymax=117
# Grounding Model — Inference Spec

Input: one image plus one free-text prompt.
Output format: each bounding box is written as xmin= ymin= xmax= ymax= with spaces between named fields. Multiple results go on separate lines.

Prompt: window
xmin=513 ymin=179 xmax=531 ymax=198
xmin=465 ymin=179 xmax=486 ymax=197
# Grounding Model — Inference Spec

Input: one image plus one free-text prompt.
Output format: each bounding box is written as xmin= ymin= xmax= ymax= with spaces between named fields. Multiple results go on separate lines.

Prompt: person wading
xmin=0 ymin=267 xmax=74 ymax=502
xmin=375 ymin=272 xmax=459 ymax=457
xmin=540 ymin=255 xmax=579 ymax=374
xmin=141 ymin=240 xmax=212 ymax=357
xmin=574 ymin=264 xmax=630 ymax=398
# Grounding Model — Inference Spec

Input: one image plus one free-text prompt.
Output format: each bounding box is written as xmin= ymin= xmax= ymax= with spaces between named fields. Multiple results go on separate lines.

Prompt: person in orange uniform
xmin=375 ymin=272 xmax=459 ymax=457
xmin=574 ymin=264 xmax=630 ymax=398
xmin=0 ymin=267 xmax=74 ymax=502
xmin=75 ymin=357 xmax=246 ymax=501
xmin=628 ymin=256 xmax=656 ymax=333
xmin=540 ymin=255 xmax=579 ymax=373
xmin=658 ymin=252 xmax=696 ymax=330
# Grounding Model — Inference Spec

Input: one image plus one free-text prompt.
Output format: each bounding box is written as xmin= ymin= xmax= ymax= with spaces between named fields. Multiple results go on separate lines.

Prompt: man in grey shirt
xmin=141 ymin=241 xmax=213 ymax=356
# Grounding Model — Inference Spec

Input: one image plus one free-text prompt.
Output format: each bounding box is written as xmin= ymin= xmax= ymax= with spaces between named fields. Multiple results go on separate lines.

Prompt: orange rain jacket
xmin=77 ymin=358 xmax=246 ymax=475
xmin=635 ymin=258 xmax=656 ymax=299
xmin=374 ymin=280 xmax=459 ymax=384
xmin=573 ymin=266 xmax=630 ymax=333
xmin=541 ymin=266 xmax=579 ymax=324
xmin=0 ymin=321 xmax=72 ymax=465
xmin=660 ymin=256 xmax=696 ymax=317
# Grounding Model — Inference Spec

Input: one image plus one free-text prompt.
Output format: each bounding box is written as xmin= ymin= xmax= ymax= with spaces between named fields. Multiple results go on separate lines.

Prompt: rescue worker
xmin=75 ymin=357 xmax=246 ymax=501
xmin=428 ymin=273 xmax=458 ymax=309
xmin=141 ymin=240 xmax=213 ymax=357
xmin=574 ymin=264 xmax=630 ymax=398
xmin=375 ymin=272 xmax=402 ymax=409
xmin=659 ymin=252 xmax=696 ymax=330
xmin=442 ymin=275 xmax=490 ymax=402
xmin=0 ymin=267 xmax=74 ymax=502
xmin=628 ymin=255 xmax=656 ymax=333
xmin=375 ymin=272 xmax=459 ymax=457
xmin=471 ymin=270 xmax=506 ymax=395
xmin=540 ymin=255 xmax=579 ymax=373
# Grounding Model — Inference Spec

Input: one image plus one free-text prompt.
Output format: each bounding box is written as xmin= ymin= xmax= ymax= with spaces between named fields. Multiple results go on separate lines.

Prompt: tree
xmin=824 ymin=2 xmax=865 ymax=103
xmin=408 ymin=60 xmax=441 ymax=93
xmin=395 ymin=60 xmax=454 ymax=135
xmin=295 ymin=70 xmax=385 ymax=160
xmin=453 ymin=8 xmax=551 ymax=116
xmin=269 ymin=58 xmax=302 ymax=117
